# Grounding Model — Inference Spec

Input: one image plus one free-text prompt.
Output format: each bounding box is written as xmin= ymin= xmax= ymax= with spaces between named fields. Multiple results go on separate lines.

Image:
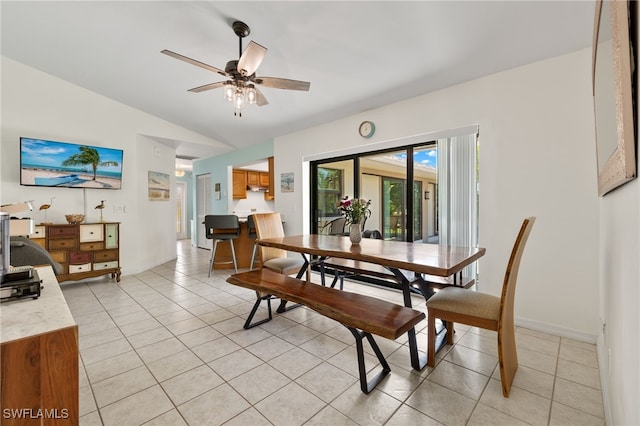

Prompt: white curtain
xmin=437 ymin=132 xmax=478 ymax=279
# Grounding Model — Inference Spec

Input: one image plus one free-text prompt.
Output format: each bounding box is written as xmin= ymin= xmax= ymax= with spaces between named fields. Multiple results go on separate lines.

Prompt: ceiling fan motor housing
xmin=225 ymin=60 xmax=251 ymax=84
xmin=232 ymin=21 xmax=250 ymax=38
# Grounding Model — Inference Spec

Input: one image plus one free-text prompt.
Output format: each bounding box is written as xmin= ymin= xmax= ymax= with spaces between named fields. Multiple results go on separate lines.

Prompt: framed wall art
xmin=592 ymin=0 xmax=636 ymax=196
xmin=148 ymin=171 xmax=170 ymax=201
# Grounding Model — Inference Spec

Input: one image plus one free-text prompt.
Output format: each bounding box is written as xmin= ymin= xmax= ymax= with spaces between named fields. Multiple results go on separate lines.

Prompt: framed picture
xmin=280 ymin=172 xmax=294 ymax=192
xmin=592 ymin=0 xmax=636 ymax=196
xmin=148 ymin=171 xmax=170 ymax=200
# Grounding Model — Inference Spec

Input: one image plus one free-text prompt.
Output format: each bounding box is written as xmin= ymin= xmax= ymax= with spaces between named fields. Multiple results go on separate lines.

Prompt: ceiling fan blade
xmin=255 ymin=77 xmax=310 ymax=91
xmin=161 ymin=49 xmax=227 ymax=77
xmin=254 ymin=87 xmax=269 ymax=106
xmin=188 ymin=81 xmax=226 ymax=93
xmin=237 ymin=41 xmax=267 ymax=77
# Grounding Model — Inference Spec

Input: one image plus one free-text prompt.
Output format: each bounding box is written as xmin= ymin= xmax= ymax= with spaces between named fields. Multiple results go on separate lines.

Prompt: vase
xmin=349 ymin=223 xmax=362 ymax=244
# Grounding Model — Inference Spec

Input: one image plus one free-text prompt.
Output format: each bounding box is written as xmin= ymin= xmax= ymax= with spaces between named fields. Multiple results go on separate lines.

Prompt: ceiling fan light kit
xmin=162 ymin=20 xmax=310 ymax=117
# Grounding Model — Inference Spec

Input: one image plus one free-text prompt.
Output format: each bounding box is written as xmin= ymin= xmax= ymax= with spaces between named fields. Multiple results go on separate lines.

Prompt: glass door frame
xmin=310 ymin=142 xmax=434 ymax=241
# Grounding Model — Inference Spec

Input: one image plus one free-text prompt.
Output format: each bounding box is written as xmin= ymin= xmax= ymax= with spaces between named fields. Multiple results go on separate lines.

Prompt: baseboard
xmin=515 ymin=316 xmax=597 ymax=344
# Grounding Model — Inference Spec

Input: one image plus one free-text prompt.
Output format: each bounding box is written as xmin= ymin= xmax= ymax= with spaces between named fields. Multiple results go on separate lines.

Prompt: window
xmin=317 ymin=167 xmax=343 ymax=218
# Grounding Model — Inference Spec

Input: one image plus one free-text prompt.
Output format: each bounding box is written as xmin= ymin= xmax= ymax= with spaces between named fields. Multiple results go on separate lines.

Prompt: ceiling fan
xmin=162 ymin=20 xmax=310 ymax=117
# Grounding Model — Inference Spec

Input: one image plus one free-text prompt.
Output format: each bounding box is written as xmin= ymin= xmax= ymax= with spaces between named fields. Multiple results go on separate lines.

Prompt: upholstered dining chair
xmin=204 ymin=214 xmax=240 ymax=277
xmin=426 ymin=216 xmax=535 ymax=397
xmin=243 ymin=212 xmax=306 ymax=328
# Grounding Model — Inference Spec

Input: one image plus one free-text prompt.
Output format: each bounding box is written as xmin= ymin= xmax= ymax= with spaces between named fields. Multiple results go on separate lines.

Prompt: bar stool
xmin=247 ymin=214 xmax=261 ymax=270
xmin=204 ymin=215 xmax=240 ymax=276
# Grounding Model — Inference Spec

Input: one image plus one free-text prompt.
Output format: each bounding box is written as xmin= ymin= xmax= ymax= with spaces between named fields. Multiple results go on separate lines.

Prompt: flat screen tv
xmin=20 ymin=137 xmax=123 ymax=189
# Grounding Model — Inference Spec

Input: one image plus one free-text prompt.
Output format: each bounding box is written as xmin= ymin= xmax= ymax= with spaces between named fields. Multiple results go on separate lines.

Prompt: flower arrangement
xmin=338 ymin=196 xmax=371 ymax=225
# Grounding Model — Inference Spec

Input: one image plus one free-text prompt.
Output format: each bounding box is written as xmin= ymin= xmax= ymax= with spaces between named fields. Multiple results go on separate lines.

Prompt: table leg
xmin=387 ymin=268 xmax=429 ymax=371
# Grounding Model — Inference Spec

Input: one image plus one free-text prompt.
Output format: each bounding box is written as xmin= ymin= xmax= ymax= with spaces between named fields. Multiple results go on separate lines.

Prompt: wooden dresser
xmin=31 ymin=222 xmax=121 ymax=283
xmin=0 ymin=266 xmax=79 ymax=425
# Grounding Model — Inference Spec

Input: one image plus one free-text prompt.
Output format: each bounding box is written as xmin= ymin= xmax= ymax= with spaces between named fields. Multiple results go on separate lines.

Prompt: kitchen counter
xmin=1 ymin=266 xmax=79 ymax=424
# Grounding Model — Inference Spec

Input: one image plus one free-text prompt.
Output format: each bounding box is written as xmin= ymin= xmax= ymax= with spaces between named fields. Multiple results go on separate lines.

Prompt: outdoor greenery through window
xmin=317 ymin=167 xmax=343 ymax=217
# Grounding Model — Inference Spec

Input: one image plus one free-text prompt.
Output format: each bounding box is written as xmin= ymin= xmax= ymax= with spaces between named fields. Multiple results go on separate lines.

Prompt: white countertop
xmin=0 ymin=266 xmax=76 ymax=343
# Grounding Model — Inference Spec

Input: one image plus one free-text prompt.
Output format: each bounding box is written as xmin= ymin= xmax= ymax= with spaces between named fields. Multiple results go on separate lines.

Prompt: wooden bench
xmin=320 ymin=258 xmax=475 ymax=294
xmin=226 ymin=268 xmax=426 ymax=393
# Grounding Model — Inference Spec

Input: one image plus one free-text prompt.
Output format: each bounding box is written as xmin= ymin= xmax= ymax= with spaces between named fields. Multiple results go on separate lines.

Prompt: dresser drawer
xmin=69 ymin=252 xmax=92 ymax=264
xmin=30 ymin=238 xmax=46 ymax=249
xmin=48 ymin=225 xmax=77 ymax=237
xmin=49 ymin=238 xmax=77 ymax=250
xmin=69 ymin=263 xmax=92 ymax=274
xmin=32 ymin=226 xmax=46 ymax=238
xmin=105 ymin=223 xmax=119 ymax=249
xmin=80 ymin=224 xmax=104 ymax=242
xmin=80 ymin=241 xmax=104 ymax=251
xmin=49 ymin=251 xmax=67 ymax=263
xmin=93 ymin=250 xmax=117 ymax=262
xmin=93 ymin=261 xmax=118 ymax=271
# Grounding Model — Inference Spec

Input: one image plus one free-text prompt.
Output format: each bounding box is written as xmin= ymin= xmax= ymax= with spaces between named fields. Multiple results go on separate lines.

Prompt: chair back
xmin=324 ymin=217 xmax=346 ymax=235
xmin=499 ymin=217 xmax=535 ymax=330
xmin=362 ymin=229 xmax=382 ymax=239
xmin=247 ymin=214 xmax=257 ymax=239
xmin=204 ymin=215 xmax=240 ymax=240
xmin=253 ymin=213 xmax=288 ymax=263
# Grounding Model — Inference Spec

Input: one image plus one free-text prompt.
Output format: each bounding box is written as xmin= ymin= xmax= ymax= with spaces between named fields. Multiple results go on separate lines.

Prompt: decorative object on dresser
xmin=65 ymin=214 xmax=85 ymax=224
xmin=94 ymin=200 xmax=106 ymax=222
xmin=39 ymin=197 xmax=55 ymax=224
xmin=30 ymin=222 xmax=121 ymax=283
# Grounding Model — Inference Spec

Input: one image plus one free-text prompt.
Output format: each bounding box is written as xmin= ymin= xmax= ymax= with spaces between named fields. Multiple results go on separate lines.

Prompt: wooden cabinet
xmin=233 ymin=169 xmax=247 ymax=199
xmin=265 ymin=156 xmax=275 ymax=201
xmin=38 ymin=222 xmax=121 ymax=283
xmin=259 ymin=172 xmax=269 ymax=187
xmin=247 ymin=171 xmax=260 ymax=186
xmin=1 ymin=266 xmax=79 ymax=425
xmin=233 ymin=159 xmax=274 ymax=201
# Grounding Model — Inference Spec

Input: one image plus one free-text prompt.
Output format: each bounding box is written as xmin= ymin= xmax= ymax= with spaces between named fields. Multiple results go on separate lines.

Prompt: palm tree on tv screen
xmin=61 ymin=146 xmax=119 ymax=181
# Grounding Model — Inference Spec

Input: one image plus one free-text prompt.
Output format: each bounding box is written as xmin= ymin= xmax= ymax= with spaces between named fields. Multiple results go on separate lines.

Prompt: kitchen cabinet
xmin=233 ymin=169 xmax=247 ymax=199
xmin=247 ymin=171 xmax=260 ymax=186
xmin=259 ymin=172 xmax=269 ymax=187
xmin=265 ymin=156 xmax=275 ymax=201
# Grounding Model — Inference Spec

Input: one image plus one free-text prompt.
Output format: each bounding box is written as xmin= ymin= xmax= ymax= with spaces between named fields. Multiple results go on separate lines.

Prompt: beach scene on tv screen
xmin=21 ymin=138 xmax=123 ymax=189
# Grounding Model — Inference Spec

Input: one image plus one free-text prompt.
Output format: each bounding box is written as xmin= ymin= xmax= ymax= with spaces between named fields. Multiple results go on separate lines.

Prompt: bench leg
xmin=275 ymin=265 xmax=307 ymax=313
xmin=347 ymin=327 xmax=391 ymax=394
xmin=244 ymin=292 xmax=273 ymax=329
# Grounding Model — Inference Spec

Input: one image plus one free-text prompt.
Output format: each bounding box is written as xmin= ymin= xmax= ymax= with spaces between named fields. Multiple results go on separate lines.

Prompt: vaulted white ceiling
xmin=1 ymin=1 xmax=595 ymax=160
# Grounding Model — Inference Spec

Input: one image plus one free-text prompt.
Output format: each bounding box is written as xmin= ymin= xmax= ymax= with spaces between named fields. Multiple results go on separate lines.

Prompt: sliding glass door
xmin=311 ymin=143 xmax=437 ymax=242
xmin=313 ymin=158 xmax=355 ymax=235
xmin=382 ymin=177 xmax=405 ymax=240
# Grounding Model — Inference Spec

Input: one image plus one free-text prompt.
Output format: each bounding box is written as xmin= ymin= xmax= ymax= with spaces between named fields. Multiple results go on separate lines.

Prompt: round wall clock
xmin=358 ymin=121 xmax=375 ymax=138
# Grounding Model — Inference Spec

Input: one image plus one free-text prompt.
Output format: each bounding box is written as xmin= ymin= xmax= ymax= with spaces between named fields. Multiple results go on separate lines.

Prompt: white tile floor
xmin=62 ymin=241 xmax=605 ymax=425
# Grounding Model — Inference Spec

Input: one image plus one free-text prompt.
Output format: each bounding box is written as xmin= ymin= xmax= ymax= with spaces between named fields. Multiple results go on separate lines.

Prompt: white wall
xmin=593 ymin=6 xmax=640 ymax=424
xmin=274 ymin=49 xmax=600 ymax=340
xmin=1 ymin=57 xmax=224 ymax=274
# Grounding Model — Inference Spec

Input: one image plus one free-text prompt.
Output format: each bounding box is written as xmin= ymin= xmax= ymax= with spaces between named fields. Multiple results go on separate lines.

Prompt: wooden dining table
xmin=257 ymin=234 xmax=486 ymax=370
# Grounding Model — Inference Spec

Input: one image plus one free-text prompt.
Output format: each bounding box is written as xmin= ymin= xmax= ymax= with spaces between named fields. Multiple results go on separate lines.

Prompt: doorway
xmin=176 ymin=181 xmax=187 ymax=240
xmin=196 ymin=173 xmax=211 ymax=249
